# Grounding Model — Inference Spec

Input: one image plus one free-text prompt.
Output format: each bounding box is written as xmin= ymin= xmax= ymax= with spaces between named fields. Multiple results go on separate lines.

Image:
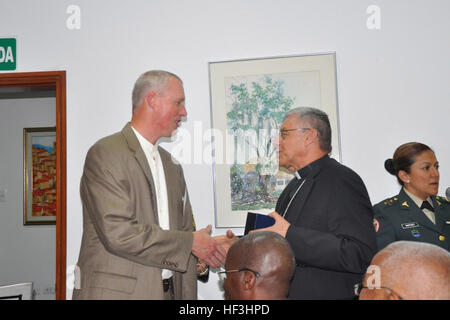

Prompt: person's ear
xmin=144 ymin=91 xmax=157 ymax=110
xmin=304 ymin=128 xmax=317 ymax=147
xmin=242 ymin=271 xmax=257 ymax=291
xmin=398 ymin=170 xmax=410 ymax=185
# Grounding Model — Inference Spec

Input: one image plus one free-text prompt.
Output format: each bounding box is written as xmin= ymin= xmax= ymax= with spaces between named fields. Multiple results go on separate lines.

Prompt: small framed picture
xmin=23 ymin=127 xmax=57 ymax=225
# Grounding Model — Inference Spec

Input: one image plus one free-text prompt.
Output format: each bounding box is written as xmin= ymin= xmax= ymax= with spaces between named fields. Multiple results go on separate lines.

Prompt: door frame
xmin=0 ymin=71 xmax=67 ymax=300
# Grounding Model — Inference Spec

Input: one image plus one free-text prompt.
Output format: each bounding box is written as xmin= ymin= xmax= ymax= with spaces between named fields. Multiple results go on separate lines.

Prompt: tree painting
xmin=210 ymin=55 xmax=334 ymax=227
xmin=226 ymin=75 xmax=294 ymax=211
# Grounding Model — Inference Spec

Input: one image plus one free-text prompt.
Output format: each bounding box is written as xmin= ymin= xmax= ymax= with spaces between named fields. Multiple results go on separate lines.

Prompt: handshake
xmin=192 ymin=225 xmax=238 ymax=269
xmin=191 ymin=212 xmax=290 ymax=269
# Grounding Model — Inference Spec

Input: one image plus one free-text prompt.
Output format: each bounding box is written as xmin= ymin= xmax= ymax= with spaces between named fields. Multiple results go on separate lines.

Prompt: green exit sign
xmin=0 ymin=38 xmax=16 ymax=71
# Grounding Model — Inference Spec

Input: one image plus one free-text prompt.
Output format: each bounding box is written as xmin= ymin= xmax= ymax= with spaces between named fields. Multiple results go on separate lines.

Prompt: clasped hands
xmin=192 ymin=225 xmax=237 ymax=268
xmin=192 ymin=212 xmax=290 ymax=269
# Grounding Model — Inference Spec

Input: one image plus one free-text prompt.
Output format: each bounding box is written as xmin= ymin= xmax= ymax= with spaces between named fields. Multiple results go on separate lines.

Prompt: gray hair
xmin=284 ymin=107 xmax=332 ymax=153
xmin=131 ymin=70 xmax=182 ymax=111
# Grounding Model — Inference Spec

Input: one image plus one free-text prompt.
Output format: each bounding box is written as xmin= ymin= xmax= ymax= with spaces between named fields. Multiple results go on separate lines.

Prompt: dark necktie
xmin=420 ymin=201 xmax=434 ymax=212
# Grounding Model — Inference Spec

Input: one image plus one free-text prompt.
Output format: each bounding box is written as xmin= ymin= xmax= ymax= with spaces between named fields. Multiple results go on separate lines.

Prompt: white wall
xmin=1 ymin=0 xmax=449 ymax=299
xmin=0 ymin=97 xmax=56 ymax=300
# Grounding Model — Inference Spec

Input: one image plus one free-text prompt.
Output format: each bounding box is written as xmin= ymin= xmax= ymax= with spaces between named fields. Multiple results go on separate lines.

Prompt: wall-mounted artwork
xmin=23 ymin=127 xmax=57 ymax=225
xmin=209 ymin=53 xmax=340 ymax=227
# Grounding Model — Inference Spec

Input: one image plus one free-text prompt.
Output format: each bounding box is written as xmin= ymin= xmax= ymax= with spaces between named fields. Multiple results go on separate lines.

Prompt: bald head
xmin=223 ymin=231 xmax=295 ymax=300
xmin=360 ymin=241 xmax=450 ymax=300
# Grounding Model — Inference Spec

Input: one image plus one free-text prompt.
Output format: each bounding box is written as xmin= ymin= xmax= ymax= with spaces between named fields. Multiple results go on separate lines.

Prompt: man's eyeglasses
xmin=353 ymin=283 xmax=404 ymax=300
xmin=279 ymin=128 xmax=311 ymax=139
xmin=217 ymin=268 xmax=261 ymax=281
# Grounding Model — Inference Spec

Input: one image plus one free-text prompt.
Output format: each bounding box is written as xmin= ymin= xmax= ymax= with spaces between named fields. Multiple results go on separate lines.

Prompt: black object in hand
xmin=244 ymin=212 xmax=275 ymax=235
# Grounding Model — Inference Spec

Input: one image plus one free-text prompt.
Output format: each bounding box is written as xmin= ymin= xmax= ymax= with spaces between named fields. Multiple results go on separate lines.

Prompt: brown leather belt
xmin=162 ymin=277 xmax=173 ymax=292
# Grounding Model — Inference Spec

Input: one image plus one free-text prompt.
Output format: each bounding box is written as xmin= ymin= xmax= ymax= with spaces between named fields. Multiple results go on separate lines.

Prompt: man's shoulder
xmin=90 ymin=130 xmax=127 ymax=152
xmin=85 ymin=127 xmax=133 ymax=163
xmin=322 ymin=157 xmax=364 ymax=183
xmin=96 ymin=130 xmax=124 ymax=144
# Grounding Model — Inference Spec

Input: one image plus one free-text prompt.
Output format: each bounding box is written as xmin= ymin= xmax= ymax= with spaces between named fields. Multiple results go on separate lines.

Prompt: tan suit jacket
xmin=72 ymin=123 xmax=197 ymax=299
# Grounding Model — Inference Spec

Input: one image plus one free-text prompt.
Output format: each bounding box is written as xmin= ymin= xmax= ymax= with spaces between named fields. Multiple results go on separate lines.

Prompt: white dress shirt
xmin=132 ymin=127 xmax=173 ymax=279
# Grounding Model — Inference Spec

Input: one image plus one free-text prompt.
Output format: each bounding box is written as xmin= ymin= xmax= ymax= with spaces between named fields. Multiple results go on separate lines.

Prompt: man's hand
xmin=213 ymin=230 xmax=239 ymax=255
xmin=250 ymin=212 xmax=290 ymax=237
xmin=192 ymin=225 xmax=226 ymax=268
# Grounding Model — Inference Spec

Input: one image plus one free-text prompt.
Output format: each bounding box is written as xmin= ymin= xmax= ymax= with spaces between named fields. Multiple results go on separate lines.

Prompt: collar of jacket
xmin=398 ymin=188 xmax=445 ymax=233
xmin=295 ymin=154 xmax=330 ymax=180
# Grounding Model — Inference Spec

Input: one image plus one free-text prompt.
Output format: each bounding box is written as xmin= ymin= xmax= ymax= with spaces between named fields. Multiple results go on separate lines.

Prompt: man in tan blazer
xmin=72 ymin=70 xmax=225 ymax=299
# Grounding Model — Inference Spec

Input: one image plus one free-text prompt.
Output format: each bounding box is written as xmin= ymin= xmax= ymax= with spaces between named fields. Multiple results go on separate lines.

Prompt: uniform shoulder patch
xmin=435 ymin=196 xmax=450 ymax=206
xmin=381 ymin=196 xmax=399 ymax=207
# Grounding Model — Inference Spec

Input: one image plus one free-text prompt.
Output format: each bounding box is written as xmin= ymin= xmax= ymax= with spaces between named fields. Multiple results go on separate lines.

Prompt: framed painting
xmin=208 ymin=53 xmax=340 ymax=227
xmin=23 ymin=127 xmax=57 ymax=225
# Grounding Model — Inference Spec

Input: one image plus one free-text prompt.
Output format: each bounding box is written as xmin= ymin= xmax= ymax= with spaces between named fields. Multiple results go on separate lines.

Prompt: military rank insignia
xmin=383 ymin=197 xmax=398 ymax=206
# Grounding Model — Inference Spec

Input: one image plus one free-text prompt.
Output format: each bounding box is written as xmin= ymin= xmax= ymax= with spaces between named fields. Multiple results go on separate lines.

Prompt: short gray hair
xmin=131 ymin=70 xmax=182 ymax=111
xmin=284 ymin=107 xmax=332 ymax=153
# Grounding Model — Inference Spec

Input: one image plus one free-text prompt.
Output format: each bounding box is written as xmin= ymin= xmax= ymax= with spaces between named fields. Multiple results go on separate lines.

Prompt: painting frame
xmin=208 ymin=53 xmax=341 ymax=228
xmin=23 ymin=126 xmax=57 ymax=225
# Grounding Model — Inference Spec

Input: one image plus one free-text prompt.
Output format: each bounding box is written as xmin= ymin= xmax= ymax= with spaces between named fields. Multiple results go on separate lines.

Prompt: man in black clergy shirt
xmin=254 ymin=107 xmax=377 ymax=299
